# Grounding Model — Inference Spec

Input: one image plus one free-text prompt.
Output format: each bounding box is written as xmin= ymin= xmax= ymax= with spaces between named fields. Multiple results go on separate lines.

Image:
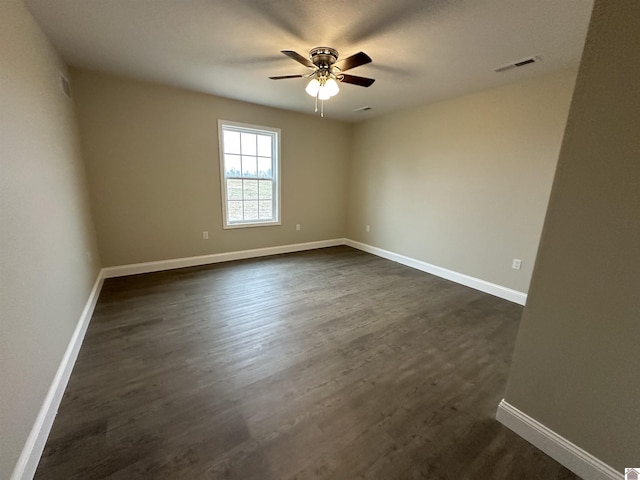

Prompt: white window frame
xmin=218 ymin=120 xmax=281 ymax=229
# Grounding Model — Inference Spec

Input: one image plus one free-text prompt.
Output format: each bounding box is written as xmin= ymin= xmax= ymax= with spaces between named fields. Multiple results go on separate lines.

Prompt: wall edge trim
xmin=11 ymin=271 xmax=105 ymax=480
xmin=496 ymin=399 xmax=622 ymax=480
xmin=101 ymin=239 xmax=345 ymax=278
xmin=344 ymin=239 xmax=527 ymax=305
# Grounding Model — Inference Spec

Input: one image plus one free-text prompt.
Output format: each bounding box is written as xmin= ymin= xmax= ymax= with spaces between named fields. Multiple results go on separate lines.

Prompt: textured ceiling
xmin=24 ymin=0 xmax=594 ymax=121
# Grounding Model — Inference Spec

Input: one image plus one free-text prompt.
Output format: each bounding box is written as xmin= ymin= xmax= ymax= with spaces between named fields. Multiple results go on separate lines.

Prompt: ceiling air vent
xmin=494 ymin=55 xmax=541 ymax=73
xmin=353 ymin=106 xmax=372 ymax=112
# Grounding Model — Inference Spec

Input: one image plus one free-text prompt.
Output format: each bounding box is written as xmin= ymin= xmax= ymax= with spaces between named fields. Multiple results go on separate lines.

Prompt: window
xmin=218 ymin=120 xmax=280 ymax=228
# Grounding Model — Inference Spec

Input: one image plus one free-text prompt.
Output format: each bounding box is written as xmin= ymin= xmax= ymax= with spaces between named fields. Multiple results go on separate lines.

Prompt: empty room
xmin=1 ymin=0 xmax=638 ymax=479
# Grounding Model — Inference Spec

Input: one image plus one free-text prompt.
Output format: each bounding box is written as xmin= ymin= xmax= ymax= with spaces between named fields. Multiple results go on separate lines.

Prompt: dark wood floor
xmin=35 ymin=246 xmax=579 ymax=479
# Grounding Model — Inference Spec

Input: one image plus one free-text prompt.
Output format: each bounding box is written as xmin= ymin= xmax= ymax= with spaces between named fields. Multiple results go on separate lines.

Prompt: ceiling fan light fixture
xmin=307 ymin=77 xmax=339 ymax=100
xmin=318 ymin=88 xmax=332 ymax=101
xmin=305 ymin=78 xmax=320 ymax=97
xmin=324 ymin=78 xmax=340 ymax=97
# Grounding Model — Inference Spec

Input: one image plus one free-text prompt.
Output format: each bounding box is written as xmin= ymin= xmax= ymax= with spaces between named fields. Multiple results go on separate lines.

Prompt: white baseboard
xmin=345 ymin=239 xmax=527 ymax=305
xmin=101 ymin=239 xmax=344 ymax=278
xmin=11 ymin=272 xmax=104 ymax=480
xmin=496 ymin=399 xmax=622 ymax=480
xmin=101 ymin=239 xmax=527 ymax=306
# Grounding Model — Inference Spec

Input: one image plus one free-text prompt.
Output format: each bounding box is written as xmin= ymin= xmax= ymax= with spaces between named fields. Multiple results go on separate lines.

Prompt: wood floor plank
xmin=35 ymin=246 xmax=579 ymax=479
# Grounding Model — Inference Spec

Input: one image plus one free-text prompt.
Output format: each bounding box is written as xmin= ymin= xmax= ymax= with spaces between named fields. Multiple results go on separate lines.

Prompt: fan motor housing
xmin=310 ymin=47 xmax=338 ymax=70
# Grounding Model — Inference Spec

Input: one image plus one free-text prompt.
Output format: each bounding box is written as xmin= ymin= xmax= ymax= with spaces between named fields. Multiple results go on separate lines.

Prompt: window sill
xmin=223 ymin=221 xmax=281 ymax=230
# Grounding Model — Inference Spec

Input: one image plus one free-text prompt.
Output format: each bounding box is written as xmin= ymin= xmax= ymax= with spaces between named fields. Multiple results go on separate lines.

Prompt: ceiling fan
xmin=269 ymin=47 xmax=375 ymax=116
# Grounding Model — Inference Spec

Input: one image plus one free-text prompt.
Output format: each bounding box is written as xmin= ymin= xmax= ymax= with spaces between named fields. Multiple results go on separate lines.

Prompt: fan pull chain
xmin=314 ymin=94 xmax=318 ymax=113
xmin=321 ymin=99 xmax=324 ymax=117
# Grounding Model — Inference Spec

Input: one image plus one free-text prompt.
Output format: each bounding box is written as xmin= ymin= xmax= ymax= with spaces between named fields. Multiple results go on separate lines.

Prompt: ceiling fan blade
xmin=335 ymin=52 xmax=372 ymax=72
xmin=339 ymin=74 xmax=376 ymax=87
xmin=269 ymin=74 xmax=305 ymax=80
xmin=281 ymin=50 xmax=314 ymax=68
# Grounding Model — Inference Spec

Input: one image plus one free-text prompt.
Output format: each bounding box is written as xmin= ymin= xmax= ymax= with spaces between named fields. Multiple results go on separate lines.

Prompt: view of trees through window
xmin=221 ymin=125 xmax=278 ymax=225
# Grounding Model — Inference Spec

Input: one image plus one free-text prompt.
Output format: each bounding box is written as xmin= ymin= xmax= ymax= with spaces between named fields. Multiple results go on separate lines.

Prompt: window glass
xmin=219 ymin=121 xmax=280 ymax=228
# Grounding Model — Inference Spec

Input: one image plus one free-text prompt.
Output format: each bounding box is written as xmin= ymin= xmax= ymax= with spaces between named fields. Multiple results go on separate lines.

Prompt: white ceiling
xmin=24 ymin=0 xmax=594 ymax=122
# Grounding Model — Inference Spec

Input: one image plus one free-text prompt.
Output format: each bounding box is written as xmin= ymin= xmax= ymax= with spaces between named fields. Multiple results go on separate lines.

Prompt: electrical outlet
xmin=296 ymin=224 xmax=301 ymax=231
xmin=512 ymin=258 xmax=522 ymax=270
xmin=202 ymin=231 xmax=209 ymax=240
xmin=366 ymin=225 xmax=370 ymax=232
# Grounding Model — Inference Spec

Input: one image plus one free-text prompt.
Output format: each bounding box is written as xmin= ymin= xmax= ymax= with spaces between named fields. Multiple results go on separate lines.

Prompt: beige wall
xmin=504 ymin=0 xmax=639 ymax=471
xmin=70 ymin=69 xmax=352 ymax=267
xmin=0 ymin=1 xmax=101 ymax=478
xmin=347 ymin=69 xmax=577 ymax=293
